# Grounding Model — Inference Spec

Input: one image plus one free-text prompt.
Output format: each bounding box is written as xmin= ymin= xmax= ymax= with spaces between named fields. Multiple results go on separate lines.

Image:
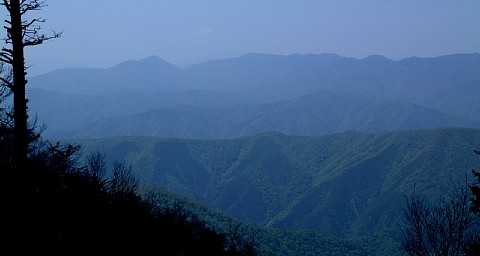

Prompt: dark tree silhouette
xmin=400 ymin=181 xmax=479 ymax=256
xmin=109 ymin=160 xmax=139 ymax=196
xmin=85 ymin=151 xmax=107 ymax=182
xmin=225 ymin=220 xmax=260 ymax=256
xmin=466 ymin=150 xmax=480 ymax=254
xmin=0 ymin=0 xmax=61 ymax=169
xmin=469 ymin=150 xmax=480 ymax=216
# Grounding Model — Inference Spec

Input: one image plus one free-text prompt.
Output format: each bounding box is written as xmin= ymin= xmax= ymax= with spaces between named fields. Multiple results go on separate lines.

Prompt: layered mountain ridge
xmin=27 ymin=53 xmax=480 ymax=139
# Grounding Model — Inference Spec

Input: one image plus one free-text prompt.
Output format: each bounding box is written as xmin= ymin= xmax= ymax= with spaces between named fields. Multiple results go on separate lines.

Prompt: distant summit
xmin=29 ymin=55 xmax=186 ymax=94
xmin=362 ymin=54 xmax=392 ymax=63
xmin=112 ymin=56 xmax=179 ymax=70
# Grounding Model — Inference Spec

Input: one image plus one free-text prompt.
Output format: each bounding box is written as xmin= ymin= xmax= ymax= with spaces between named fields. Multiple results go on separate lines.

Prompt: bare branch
xmin=23 ymin=31 xmax=60 ymax=47
xmin=0 ymin=77 xmax=13 ymax=88
xmin=22 ymin=17 xmax=41 ymax=28
xmin=400 ymin=183 xmax=479 ymax=255
xmin=0 ymin=62 xmax=12 ymax=104
xmin=1 ymin=0 xmax=11 ymax=12
xmin=0 ymin=53 xmax=13 ymax=63
xmin=20 ymin=0 xmax=45 ymax=15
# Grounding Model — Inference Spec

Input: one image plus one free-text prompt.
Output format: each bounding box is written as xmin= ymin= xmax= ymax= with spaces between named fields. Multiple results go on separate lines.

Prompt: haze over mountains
xmin=27 ymin=53 xmax=480 ymax=139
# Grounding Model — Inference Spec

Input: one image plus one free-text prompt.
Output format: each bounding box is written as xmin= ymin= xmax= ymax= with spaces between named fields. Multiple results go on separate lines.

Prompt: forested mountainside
xmin=71 ymin=127 xmax=480 ymax=254
xmin=144 ymin=187 xmax=377 ymax=256
xmin=27 ymin=53 xmax=480 ymax=139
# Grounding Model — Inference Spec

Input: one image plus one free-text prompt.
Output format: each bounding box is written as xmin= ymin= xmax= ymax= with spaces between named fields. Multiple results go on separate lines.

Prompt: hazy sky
xmin=3 ymin=0 xmax=479 ymax=76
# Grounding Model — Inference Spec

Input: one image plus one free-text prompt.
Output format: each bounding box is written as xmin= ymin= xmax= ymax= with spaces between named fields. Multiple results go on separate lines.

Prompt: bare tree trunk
xmin=9 ymin=0 xmax=29 ymax=169
xmin=1 ymin=0 xmax=61 ymax=170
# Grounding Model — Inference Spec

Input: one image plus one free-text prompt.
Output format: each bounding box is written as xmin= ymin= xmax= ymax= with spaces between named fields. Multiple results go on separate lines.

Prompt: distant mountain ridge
xmin=26 ymin=52 xmax=480 ymax=139
xmin=52 ymin=90 xmax=479 ymax=139
xmin=28 ymin=55 xmax=190 ymax=94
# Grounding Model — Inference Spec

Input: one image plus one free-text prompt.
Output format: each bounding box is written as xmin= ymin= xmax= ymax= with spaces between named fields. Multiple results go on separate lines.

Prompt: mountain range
xmin=23 ymin=52 xmax=480 ymax=254
xmin=51 ymin=90 xmax=477 ymax=139
xmin=26 ymin=53 xmax=480 ymax=139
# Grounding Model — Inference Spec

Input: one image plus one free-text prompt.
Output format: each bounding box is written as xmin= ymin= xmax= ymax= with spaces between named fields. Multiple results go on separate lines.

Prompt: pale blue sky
xmin=7 ymin=0 xmax=480 ymax=75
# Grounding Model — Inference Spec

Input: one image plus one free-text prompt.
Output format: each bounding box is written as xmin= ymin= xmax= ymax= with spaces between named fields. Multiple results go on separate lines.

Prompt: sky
xmin=2 ymin=0 xmax=480 ymax=76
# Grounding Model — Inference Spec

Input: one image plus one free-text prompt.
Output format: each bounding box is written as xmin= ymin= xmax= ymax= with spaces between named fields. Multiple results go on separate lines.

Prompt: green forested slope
xmin=142 ymin=187 xmax=375 ymax=255
xmin=73 ymin=127 xmax=480 ymax=254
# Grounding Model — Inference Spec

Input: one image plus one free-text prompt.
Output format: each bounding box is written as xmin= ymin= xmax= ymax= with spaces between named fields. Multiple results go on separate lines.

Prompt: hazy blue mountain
xmin=28 ymin=56 xmax=192 ymax=94
xmin=48 ymin=90 xmax=479 ymax=139
xmin=28 ymin=53 xmax=480 ymax=123
xmin=186 ymin=53 xmax=480 ymax=120
xmin=72 ymin=127 xmax=480 ymax=254
xmin=28 ymin=87 xmax=244 ymax=133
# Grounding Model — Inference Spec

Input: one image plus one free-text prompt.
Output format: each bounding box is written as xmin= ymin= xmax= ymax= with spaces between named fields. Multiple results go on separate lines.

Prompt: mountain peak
xmin=362 ymin=54 xmax=391 ymax=62
xmin=113 ymin=56 xmax=179 ymax=70
xmin=139 ymin=55 xmax=169 ymax=64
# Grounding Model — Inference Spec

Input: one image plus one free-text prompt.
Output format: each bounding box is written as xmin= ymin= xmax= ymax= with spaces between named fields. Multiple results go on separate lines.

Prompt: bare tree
xmin=0 ymin=63 xmax=12 ymax=104
xmin=109 ymin=160 xmax=139 ymax=196
xmin=225 ymin=220 xmax=259 ymax=256
xmin=0 ymin=0 xmax=61 ymax=169
xmin=469 ymin=150 xmax=480 ymax=216
xmin=400 ymin=182 xmax=479 ymax=256
xmin=85 ymin=151 xmax=108 ymax=186
xmin=466 ymin=150 xmax=480 ymax=254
